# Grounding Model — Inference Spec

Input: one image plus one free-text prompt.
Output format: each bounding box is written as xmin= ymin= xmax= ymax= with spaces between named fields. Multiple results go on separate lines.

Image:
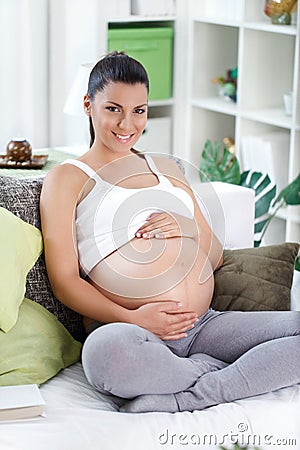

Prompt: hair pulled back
xmin=87 ymin=51 xmax=149 ymax=147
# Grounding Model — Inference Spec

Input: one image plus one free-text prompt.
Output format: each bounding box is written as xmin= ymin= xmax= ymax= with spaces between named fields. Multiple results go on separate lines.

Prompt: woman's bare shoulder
xmin=152 ymin=155 xmax=188 ymax=186
xmin=42 ymin=162 xmax=86 ymax=194
xmin=44 ymin=161 xmax=79 ymax=181
xmin=40 ymin=164 xmax=90 ymax=220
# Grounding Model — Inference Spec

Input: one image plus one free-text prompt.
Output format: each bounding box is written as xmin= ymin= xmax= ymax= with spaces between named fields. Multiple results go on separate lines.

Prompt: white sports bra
xmin=62 ymin=155 xmax=194 ymax=276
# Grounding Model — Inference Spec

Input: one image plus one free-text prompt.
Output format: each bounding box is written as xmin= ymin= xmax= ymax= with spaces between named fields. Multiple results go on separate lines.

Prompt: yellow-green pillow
xmin=0 ymin=207 xmax=42 ymax=332
xmin=0 ymin=298 xmax=82 ymax=386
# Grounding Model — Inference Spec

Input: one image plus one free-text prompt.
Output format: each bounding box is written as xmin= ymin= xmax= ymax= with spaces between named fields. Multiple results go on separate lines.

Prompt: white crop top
xmin=62 ymin=155 xmax=194 ymax=276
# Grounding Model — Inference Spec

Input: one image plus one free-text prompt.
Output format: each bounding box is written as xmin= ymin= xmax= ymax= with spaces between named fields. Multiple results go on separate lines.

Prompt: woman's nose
xmin=118 ymin=114 xmax=133 ymax=130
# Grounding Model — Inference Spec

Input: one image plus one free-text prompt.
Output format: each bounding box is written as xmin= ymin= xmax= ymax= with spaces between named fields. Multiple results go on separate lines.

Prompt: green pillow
xmin=0 ymin=298 xmax=82 ymax=386
xmin=212 ymin=242 xmax=299 ymax=312
xmin=0 ymin=207 xmax=42 ymax=332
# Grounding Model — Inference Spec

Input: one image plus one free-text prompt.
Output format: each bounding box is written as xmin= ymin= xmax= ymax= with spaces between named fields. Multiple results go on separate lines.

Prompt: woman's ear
xmin=83 ymin=94 xmax=91 ymax=116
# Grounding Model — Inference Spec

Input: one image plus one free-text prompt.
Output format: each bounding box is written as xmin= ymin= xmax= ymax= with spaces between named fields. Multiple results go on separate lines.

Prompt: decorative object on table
xmin=211 ymin=67 xmax=238 ymax=103
xmin=1 ymin=139 xmax=48 ymax=169
xmin=6 ymin=139 xmax=32 ymax=162
xmin=199 ymin=138 xmax=300 ymax=256
xmin=264 ymin=0 xmax=298 ymax=25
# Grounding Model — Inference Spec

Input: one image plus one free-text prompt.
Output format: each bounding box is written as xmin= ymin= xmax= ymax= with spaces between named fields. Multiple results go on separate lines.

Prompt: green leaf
xmin=240 ymin=170 xmax=260 ymax=188
xmin=254 ymin=173 xmax=274 ymax=196
xmin=273 ymin=173 xmax=300 ymax=206
xmin=199 ymin=139 xmax=241 ymax=185
xmin=241 ymin=170 xmax=276 ymax=217
xmin=241 ymin=171 xmax=276 ymax=247
xmin=255 ymin=184 xmax=276 ymax=218
xmin=254 ymin=217 xmax=269 ymax=233
xmin=241 ymin=171 xmax=276 ymax=218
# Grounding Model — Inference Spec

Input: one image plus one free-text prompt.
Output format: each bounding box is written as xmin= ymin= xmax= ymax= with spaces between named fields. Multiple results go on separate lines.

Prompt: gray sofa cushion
xmin=0 ymin=175 xmax=85 ymax=342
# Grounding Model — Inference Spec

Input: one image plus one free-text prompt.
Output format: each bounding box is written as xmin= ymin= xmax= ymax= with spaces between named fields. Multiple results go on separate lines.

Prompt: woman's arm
xmin=138 ymin=156 xmax=224 ymax=271
xmin=40 ymin=165 xmax=129 ymax=322
xmin=40 ymin=164 xmax=198 ymax=339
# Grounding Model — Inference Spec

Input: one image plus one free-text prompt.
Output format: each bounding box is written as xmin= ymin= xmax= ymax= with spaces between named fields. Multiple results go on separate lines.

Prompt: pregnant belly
xmin=88 ymin=236 xmax=214 ymax=315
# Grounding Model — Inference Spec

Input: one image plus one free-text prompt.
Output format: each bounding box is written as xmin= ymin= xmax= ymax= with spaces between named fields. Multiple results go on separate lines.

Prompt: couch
xmin=0 ymin=163 xmax=300 ymax=450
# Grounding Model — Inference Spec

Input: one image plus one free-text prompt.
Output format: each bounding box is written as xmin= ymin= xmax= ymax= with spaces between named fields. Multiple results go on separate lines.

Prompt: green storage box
xmin=108 ymin=27 xmax=174 ymax=101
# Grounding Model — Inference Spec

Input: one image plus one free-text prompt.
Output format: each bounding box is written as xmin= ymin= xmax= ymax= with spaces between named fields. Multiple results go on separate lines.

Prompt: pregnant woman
xmin=40 ymin=51 xmax=300 ymax=413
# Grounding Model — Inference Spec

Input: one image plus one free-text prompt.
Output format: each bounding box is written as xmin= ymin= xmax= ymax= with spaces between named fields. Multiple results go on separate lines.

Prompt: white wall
xmin=0 ymin=0 xmax=107 ymax=152
xmin=49 ymin=0 xmax=106 ymax=148
xmin=0 ymin=0 xmax=48 ymax=151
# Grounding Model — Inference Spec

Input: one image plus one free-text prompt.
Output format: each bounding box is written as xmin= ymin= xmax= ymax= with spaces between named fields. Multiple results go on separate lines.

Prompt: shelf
xmin=192 ymin=97 xmax=238 ymax=116
xmin=187 ymin=0 xmax=300 ymax=245
xmin=241 ymin=108 xmax=293 ymax=129
xmin=244 ymin=22 xmax=298 ymax=35
xmin=194 ymin=18 xmax=241 ymax=28
xmin=108 ymin=15 xmax=176 ymax=24
xmin=276 ymin=207 xmax=300 ymax=224
xmin=148 ymin=98 xmax=174 ymax=107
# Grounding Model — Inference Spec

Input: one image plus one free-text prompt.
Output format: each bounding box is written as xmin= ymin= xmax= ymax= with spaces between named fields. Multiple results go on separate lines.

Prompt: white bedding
xmin=1 ymin=363 xmax=300 ymax=450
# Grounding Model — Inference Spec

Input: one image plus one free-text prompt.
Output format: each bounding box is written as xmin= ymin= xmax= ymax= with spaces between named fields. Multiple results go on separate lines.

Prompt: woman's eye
xmin=106 ymin=106 xmax=119 ymax=112
xmin=135 ymin=108 xmax=146 ymax=115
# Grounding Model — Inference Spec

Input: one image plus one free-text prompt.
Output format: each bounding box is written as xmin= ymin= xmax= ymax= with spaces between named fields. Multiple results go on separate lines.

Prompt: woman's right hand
xmin=130 ymin=302 xmax=198 ymax=340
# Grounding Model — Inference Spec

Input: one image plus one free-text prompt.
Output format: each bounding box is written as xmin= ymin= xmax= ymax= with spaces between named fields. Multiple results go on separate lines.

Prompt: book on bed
xmin=0 ymin=384 xmax=45 ymax=421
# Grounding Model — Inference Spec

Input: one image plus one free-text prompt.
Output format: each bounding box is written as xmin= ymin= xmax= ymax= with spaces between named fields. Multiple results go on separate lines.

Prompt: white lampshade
xmin=63 ymin=63 xmax=94 ymax=117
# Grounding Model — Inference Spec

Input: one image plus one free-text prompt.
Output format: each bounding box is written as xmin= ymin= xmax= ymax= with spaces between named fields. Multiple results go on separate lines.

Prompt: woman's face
xmin=86 ymin=81 xmax=148 ymax=156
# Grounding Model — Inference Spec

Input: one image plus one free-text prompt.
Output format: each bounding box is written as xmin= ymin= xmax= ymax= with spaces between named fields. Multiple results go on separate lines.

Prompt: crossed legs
xmin=81 ymin=310 xmax=300 ymax=413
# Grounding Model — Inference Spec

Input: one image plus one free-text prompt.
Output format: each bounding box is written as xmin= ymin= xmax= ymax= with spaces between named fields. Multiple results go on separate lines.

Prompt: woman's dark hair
xmin=87 ymin=51 xmax=149 ymax=147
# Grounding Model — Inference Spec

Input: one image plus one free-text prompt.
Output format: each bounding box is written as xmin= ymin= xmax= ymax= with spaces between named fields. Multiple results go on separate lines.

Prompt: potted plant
xmin=199 ymin=139 xmax=300 ymax=267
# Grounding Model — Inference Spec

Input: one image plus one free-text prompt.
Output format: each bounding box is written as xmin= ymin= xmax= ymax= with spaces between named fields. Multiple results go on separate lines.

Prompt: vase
xmin=264 ymin=0 xmax=297 ymax=25
xmin=6 ymin=139 xmax=32 ymax=162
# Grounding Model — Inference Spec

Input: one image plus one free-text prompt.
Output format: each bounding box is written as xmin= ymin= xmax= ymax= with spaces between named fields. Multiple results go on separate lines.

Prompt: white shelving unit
xmin=182 ymin=0 xmax=300 ymax=245
xmin=90 ymin=0 xmax=299 ymax=245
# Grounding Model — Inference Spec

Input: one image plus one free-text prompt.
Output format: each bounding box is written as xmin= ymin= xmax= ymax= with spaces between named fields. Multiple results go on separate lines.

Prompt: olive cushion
xmin=211 ymin=243 xmax=299 ymax=312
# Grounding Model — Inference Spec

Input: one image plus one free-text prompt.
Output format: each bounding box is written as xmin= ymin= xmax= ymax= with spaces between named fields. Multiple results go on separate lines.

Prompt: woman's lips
xmin=112 ymin=132 xmax=135 ymax=143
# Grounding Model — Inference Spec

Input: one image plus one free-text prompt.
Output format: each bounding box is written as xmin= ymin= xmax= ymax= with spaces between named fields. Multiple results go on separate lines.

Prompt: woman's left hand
xmin=135 ymin=212 xmax=198 ymax=240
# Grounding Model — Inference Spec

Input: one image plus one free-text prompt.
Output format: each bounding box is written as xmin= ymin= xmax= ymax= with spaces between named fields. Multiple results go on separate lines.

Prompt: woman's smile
xmin=112 ymin=131 xmax=136 ymax=144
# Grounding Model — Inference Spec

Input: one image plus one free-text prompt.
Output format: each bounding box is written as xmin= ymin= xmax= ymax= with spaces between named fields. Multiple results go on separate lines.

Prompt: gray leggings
xmin=81 ymin=309 xmax=300 ymax=412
